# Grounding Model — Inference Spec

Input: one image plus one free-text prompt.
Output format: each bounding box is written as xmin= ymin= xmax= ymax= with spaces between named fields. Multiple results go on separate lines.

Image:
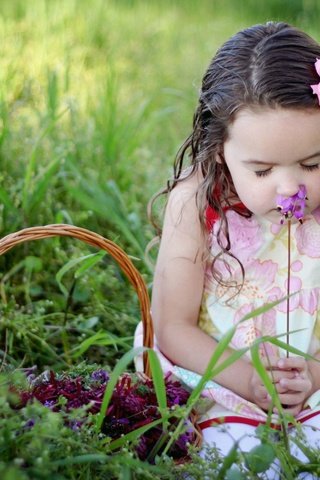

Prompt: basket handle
xmin=0 ymin=224 xmax=153 ymax=375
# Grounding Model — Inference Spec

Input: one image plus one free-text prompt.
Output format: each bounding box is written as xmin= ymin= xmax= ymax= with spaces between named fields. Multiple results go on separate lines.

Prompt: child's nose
xmin=276 ymin=179 xmax=300 ymax=198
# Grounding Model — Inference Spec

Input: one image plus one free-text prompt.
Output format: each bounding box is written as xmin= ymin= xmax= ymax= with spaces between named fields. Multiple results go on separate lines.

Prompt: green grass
xmin=1 ymin=0 xmax=320 ymax=478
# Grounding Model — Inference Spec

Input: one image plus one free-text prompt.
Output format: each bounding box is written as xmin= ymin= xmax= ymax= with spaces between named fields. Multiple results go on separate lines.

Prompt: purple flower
xmin=70 ymin=419 xmax=84 ymax=431
xmin=44 ymin=400 xmax=56 ymax=409
xmin=12 ymin=369 xmax=195 ymax=462
xmin=135 ymin=435 xmax=149 ymax=459
xmin=91 ymin=369 xmax=109 ymax=383
xmin=164 ymin=374 xmax=190 ymax=406
xmin=276 ymin=185 xmax=307 ymax=224
xmin=24 ymin=418 xmax=36 ymax=429
xmin=14 ymin=365 xmax=38 ymax=386
xmin=102 ymin=417 xmax=131 ymax=438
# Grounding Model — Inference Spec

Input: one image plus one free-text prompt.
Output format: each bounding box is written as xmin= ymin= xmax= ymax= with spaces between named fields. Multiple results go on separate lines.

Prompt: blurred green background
xmin=1 ymin=0 xmax=319 ymax=249
xmin=0 ymin=0 xmax=320 ymax=370
xmin=0 ymin=0 xmax=320 ymax=244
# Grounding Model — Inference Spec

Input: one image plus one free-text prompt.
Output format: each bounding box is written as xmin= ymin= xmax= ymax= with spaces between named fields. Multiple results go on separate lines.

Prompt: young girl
xmin=135 ymin=21 xmax=320 ymax=477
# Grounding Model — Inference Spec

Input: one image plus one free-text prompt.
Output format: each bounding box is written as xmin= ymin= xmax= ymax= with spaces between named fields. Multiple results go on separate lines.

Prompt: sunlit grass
xmin=1 ymin=0 xmax=319 ymax=230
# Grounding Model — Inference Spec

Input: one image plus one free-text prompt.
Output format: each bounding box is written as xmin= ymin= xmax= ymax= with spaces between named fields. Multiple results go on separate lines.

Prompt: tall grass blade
xmin=47 ymin=68 xmax=59 ymax=120
xmin=56 ymin=251 xmax=105 ymax=297
xmin=74 ymin=251 xmax=106 ymax=278
xmin=22 ymin=107 xmax=68 ymax=212
xmin=148 ymin=348 xmax=168 ymax=424
xmin=0 ymin=186 xmax=17 ymax=213
xmin=107 ymin=418 xmax=164 ymax=452
xmin=0 ymin=97 xmax=8 ymax=148
xmin=120 ymin=464 xmax=132 ymax=480
xmin=186 ymin=325 xmax=237 ymax=407
xmin=95 ymin=347 xmax=145 ymax=431
xmin=52 ymin=453 xmax=110 ymax=466
xmin=72 ymin=331 xmax=132 ymax=358
xmin=250 ymin=344 xmax=282 ymax=412
xmin=25 ymin=157 xmax=61 ymax=213
xmin=67 ymin=180 xmax=146 ymax=260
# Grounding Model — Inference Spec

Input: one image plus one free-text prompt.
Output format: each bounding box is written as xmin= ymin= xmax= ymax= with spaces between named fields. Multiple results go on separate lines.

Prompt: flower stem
xmin=286 ymin=219 xmax=291 ymax=358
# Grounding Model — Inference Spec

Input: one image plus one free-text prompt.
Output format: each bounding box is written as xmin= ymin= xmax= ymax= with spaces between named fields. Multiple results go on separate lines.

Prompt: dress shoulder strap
xmin=205 ymin=203 xmax=248 ymax=231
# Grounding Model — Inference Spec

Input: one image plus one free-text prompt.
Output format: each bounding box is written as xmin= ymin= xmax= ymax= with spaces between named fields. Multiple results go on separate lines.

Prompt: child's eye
xmin=301 ymin=164 xmax=319 ymax=172
xmin=254 ymin=169 xmax=272 ymax=178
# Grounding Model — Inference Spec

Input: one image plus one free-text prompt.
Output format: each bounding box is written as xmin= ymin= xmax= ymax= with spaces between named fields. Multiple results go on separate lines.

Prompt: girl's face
xmin=223 ymin=107 xmax=320 ymax=223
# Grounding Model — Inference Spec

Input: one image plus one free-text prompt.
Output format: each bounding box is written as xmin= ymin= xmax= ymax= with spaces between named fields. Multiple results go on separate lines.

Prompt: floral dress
xmin=135 ymin=208 xmax=320 ymax=426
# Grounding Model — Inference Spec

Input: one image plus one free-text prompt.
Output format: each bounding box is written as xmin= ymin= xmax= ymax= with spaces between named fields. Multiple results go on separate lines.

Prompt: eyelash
xmin=303 ymin=164 xmax=320 ymax=172
xmin=255 ymin=169 xmax=271 ymax=178
xmin=255 ymin=164 xmax=320 ymax=178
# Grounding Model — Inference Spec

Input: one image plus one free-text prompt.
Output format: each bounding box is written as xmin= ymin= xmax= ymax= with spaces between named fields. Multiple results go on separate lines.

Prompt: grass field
xmin=1 ymin=1 xmax=320 ymax=478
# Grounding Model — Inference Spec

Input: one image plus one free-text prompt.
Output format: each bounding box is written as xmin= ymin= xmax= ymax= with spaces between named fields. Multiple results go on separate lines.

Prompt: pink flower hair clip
xmin=276 ymin=185 xmax=307 ymax=224
xmin=311 ymin=58 xmax=320 ymax=105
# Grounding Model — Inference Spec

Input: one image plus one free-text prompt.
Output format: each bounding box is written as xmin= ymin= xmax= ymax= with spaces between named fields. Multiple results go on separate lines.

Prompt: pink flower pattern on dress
xmin=268 ymin=284 xmax=320 ymax=316
xmin=232 ymin=261 xmax=278 ymax=356
xmin=211 ymin=210 xmax=263 ymax=264
xmin=296 ymin=217 xmax=320 ymax=257
xmin=240 ymin=259 xmax=278 ymax=296
xmin=232 ymin=303 xmax=278 ymax=358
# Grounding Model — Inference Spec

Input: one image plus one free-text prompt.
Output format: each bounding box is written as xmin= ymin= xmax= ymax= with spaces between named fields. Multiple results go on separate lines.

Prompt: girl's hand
xmin=249 ymin=356 xmax=297 ymax=411
xmin=249 ymin=366 xmax=271 ymax=411
xmin=271 ymin=357 xmax=313 ymax=416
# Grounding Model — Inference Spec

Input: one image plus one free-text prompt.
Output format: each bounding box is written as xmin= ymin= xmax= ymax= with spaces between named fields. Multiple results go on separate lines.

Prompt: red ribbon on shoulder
xmin=205 ymin=203 xmax=248 ymax=231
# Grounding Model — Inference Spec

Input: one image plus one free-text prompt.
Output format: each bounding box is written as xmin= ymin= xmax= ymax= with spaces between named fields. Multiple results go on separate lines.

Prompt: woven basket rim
xmin=0 ymin=223 xmax=154 ymax=375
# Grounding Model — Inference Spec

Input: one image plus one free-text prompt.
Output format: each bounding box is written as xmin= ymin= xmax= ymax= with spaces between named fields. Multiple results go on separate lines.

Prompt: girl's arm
xmin=151 ymin=173 xmax=255 ymax=402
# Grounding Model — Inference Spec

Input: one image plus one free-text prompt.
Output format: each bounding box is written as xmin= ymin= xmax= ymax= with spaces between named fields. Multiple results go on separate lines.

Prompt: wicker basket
xmin=0 ymin=223 xmax=202 ymax=450
xmin=0 ymin=224 xmax=154 ymax=375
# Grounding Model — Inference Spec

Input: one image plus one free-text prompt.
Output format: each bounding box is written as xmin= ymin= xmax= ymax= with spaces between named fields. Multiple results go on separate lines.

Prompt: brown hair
xmin=151 ymin=21 xmax=320 ymax=288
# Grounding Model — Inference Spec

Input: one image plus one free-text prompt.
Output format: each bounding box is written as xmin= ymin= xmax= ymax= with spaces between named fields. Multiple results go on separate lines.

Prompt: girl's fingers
xmin=278 ymin=377 xmax=312 ymax=393
xmin=263 ymin=356 xmax=281 ymax=368
xmin=256 ymin=385 xmax=269 ymax=401
xmin=274 ymin=383 xmax=289 ymax=395
xmin=277 ymin=357 xmax=306 ymax=371
xmin=278 ymin=391 xmax=305 ymax=406
xmin=274 ymin=403 xmax=303 ymax=416
xmin=268 ymin=369 xmax=296 ymax=383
